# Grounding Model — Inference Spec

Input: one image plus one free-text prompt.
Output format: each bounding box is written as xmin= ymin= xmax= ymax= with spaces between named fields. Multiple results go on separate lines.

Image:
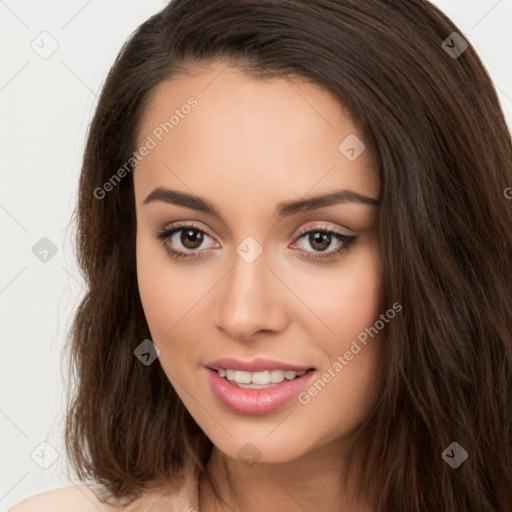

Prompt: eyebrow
xmin=142 ymin=187 xmax=378 ymax=222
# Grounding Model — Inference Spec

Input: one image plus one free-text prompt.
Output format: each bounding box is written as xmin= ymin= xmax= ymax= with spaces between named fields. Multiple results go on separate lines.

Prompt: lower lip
xmin=206 ymin=368 xmax=315 ymax=415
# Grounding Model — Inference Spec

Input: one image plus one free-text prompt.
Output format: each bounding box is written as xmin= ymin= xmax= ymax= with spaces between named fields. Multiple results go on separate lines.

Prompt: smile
xmin=206 ymin=366 xmax=316 ymax=415
xmin=217 ymin=368 xmax=307 ymax=388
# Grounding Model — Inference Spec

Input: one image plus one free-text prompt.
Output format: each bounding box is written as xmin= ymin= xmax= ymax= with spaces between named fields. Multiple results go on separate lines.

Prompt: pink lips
xmin=205 ymin=357 xmax=316 ymax=415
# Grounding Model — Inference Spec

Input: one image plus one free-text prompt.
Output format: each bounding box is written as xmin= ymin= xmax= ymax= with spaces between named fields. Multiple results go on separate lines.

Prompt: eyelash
xmin=154 ymin=222 xmax=357 ymax=262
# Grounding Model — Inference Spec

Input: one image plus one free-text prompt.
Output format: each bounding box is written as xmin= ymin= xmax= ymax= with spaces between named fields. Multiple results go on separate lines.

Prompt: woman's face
xmin=134 ymin=61 xmax=385 ymax=464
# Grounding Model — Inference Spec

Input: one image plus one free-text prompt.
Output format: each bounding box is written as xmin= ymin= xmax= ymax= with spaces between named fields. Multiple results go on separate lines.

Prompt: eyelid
xmin=154 ymin=220 xmax=217 ymax=240
xmin=293 ymin=221 xmax=355 ymax=238
xmin=156 ymin=221 xmax=353 ymax=244
xmin=155 ymin=221 xmax=356 ymax=261
xmin=289 ymin=223 xmax=357 ymax=260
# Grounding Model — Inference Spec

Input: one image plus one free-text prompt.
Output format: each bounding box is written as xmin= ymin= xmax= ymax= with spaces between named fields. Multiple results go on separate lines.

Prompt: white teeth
xmin=234 ymin=370 xmax=252 ymax=384
xmin=217 ymin=368 xmax=308 ymax=384
xmin=269 ymin=370 xmax=284 ymax=383
xmin=252 ymin=371 xmax=271 ymax=384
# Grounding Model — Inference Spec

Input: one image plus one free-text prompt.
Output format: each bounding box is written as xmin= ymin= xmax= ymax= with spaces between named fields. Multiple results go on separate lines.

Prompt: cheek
xmin=333 ymin=248 xmax=384 ymax=340
xmin=136 ymin=231 xmax=192 ymax=342
xmin=136 ymin=235 xmax=170 ymax=335
xmin=296 ymin=239 xmax=385 ymax=429
xmin=294 ymin=235 xmax=384 ymax=344
xmin=136 ymin=230 xmax=215 ymax=377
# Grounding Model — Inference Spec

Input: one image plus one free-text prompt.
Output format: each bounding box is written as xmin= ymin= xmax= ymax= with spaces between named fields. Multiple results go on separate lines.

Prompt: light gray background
xmin=1 ymin=0 xmax=511 ymax=509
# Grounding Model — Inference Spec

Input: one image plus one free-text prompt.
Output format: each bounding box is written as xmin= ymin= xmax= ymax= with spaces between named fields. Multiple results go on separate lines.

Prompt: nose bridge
xmin=214 ymin=238 xmax=286 ymax=339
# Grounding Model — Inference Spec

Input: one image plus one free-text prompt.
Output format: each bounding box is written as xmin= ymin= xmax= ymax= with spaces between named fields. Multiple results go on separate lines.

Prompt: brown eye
xmin=291 ymin=226 xmax=357 ymax=262
xmin=308 ymin=231 xmax=332 ymax=251
xmin=181 ymin=228 xmax=204 ymax=249
xmin=155 ymin=224 xmax=218 ymax=260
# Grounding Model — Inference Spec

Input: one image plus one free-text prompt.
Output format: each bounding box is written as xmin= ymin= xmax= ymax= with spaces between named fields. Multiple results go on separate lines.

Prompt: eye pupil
xmin=310 ymin=231 xmax=330 ymax=251
xmin=181 ymin=229 xmax=204 ymax=249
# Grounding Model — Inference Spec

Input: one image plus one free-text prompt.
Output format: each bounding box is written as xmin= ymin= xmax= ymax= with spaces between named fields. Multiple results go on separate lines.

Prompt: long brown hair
xmin=64 ymin=1 xmax=512 ymax=510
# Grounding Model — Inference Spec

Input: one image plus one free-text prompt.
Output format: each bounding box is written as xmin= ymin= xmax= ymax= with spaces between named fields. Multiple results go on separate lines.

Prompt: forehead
xmin=133 ymin=62 xmax=378 ymax=211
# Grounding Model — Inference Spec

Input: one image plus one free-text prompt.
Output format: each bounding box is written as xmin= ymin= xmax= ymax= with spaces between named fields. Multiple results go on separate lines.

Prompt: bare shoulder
xmin=8 ymin=484 xmax=122 ymax=512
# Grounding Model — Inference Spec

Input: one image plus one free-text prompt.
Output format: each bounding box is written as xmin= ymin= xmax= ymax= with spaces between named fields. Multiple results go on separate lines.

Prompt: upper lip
xmin=205 ymin=357 xmax=314 ymax=373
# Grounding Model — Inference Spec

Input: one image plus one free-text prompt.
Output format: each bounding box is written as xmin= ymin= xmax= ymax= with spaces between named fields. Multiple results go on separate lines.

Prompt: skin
xmin=8 ymin=484 xmax=118 ymax=511
xmin=9 ymin=60 xmax=385 ymax=512
xmin=133 ymin=60 xmax=385 ymax=512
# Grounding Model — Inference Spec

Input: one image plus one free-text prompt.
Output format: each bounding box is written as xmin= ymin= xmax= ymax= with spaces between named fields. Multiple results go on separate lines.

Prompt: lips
xmin=205 ymin=357 xmax=316 ymax=415
xmin=205 ymin=357 xmax=314 ymax=373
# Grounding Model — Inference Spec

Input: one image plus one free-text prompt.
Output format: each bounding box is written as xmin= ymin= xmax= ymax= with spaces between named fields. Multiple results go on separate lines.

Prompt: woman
xmin=10 ymin=0 xmax=512 ymax=511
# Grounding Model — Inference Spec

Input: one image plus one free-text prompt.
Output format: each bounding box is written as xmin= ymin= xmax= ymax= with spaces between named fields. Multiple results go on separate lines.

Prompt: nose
xmin=213 ymin=247 xmax=288 ymax=341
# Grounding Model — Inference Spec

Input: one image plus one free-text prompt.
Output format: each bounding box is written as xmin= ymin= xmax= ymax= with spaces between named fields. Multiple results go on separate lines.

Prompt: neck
xmin=198 ymin=439 xmax=371 ymax=512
